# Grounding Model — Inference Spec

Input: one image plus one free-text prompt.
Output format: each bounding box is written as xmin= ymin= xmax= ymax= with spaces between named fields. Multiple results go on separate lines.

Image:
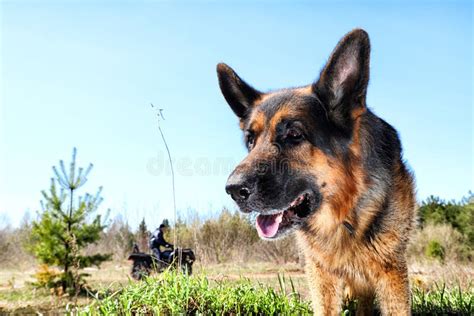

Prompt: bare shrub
xmin=0 ymin=214 xmax=35 ymax=268
xmin=0 ymin=225 xmax=13 ymax=266
xmin=167 ymin=208 xmax=300 ymax=265
xmin=408 ymin=223 xmax=472 ymax=262
xmin=136 ymin=218 xmax=150 ymax=253
xmin=251 ymin=236 xmax=301 ymax=264
xmin=191 ymin=209 xmax=258 ymax=263
xmin=172 ymin=212 xmax=202 ymax=257
xmin=85 ymin=215 xmax=134 ymax=261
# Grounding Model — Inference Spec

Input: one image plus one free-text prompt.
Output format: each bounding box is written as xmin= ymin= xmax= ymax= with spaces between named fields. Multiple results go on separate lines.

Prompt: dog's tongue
xmin=256 ymin=212 xmax=283 ymax=238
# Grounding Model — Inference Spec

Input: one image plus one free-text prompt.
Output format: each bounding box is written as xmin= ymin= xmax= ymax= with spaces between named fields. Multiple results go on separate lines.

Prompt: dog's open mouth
xmin=255 ymin=193 xmax=313 ymax=239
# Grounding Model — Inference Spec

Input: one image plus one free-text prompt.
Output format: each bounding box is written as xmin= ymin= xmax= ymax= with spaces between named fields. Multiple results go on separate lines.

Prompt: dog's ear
xmin=313 ymin=29 xmax=370 ymax=127
xmin=217 ymin=63 xmax=262 ymax=119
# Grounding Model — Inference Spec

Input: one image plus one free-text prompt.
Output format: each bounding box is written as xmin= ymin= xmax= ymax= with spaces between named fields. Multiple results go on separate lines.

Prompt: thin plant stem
xmin=151 ymin=104 xmax=177 ymax=251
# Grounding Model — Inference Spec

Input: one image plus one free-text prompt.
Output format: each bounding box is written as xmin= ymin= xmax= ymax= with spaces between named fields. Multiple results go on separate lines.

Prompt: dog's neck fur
xmin=299 ymin=109 xmax=412 ymax=260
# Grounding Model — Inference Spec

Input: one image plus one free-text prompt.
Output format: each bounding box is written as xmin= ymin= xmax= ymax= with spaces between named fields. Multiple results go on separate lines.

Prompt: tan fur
xmin=248 ymin=89 xmax=416 ymax=315
xmin=292 ymin=112 xmax=416 ymax=315
xmin=221 ymin=43 xmax=416 ymax=312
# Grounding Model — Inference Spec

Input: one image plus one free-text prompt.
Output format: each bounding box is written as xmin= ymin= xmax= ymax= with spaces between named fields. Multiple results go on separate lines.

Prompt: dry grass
xmin=0 ymin=262 xmax=130 ymax=313
xmin=409 ymin=261 xmax=474 ymax=289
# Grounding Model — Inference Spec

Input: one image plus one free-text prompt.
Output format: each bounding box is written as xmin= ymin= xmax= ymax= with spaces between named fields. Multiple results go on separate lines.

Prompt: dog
xmin=217 ymin=29 xmax=416 ymax=315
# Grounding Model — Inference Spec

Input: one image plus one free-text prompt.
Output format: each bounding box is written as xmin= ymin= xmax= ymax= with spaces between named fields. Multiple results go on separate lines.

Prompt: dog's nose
xmin=226 ymin=183 xmax=251 ymax=201
xmin=225 ymin=173 xmax=252 ymax=201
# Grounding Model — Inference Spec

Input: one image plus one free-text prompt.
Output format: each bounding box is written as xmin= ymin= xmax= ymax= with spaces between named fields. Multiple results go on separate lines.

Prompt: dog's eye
xmin=286 ymin=128 xmax=304 ymax=142
xmin=246 ymin=134 xmax=255 ymax=149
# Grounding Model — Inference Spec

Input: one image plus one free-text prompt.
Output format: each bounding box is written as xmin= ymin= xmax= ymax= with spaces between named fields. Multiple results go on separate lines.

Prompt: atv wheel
xmin=181 ymin=262 xmax=193 ymax=275
xmin=131 ymin=261 xmax=149 ymax=280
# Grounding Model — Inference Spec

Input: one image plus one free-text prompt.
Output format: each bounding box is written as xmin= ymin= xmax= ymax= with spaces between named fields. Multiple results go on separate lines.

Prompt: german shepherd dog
xmin=217 ymin=29 xmax=416 ymax=315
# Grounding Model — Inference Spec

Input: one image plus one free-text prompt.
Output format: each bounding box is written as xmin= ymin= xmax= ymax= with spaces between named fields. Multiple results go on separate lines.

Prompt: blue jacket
xmin=150 ymin=229 xmax=173 ymax=251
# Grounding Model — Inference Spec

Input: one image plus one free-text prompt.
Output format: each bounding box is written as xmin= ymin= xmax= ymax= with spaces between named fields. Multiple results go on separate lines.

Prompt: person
xmin=132 ymin=243 xmax=140 ymax=253
xmin=149 ymin=221 xmax=173 ymax=261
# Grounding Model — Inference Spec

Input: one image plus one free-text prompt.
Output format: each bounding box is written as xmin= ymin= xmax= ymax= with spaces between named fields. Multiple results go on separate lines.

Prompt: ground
xmin=0 ymin=260 xmax=473 ymax=314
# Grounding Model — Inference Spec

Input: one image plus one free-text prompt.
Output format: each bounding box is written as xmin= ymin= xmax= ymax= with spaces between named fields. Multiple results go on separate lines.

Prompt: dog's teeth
xmin=288 ymin=194 xmax=307 ymax=209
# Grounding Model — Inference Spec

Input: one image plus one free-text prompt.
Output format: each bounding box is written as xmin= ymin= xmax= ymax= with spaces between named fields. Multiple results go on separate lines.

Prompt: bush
xmin=32 ymin=264 xmax=62 ymax=291
xmin=0 ymin=214 xmax=34 ymax=267
xmin=408 ymin=224 xmax=472 ymax=262
xmin=84 ymin=215 xmax=135 ymax=261
xmin=167 ymin=208 xmax=300 ymax=265
xmin=425 ymin=240 xmax=445 ymax=262
xmin=198 ymin=209 xmax=260 ymax=263
xmin=252 ymin=235 xmax=301 ymax=264
xmin=0 ymin=226 xmax=14 ymax=265
xmin=418 ymin=194 xmax=473 ymax=247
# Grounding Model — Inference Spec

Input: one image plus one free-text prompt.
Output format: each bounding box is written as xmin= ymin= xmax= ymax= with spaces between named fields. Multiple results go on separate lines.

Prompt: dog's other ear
xmin=217 ymin=63 xmax=262 ymax=119
xmin=313 ymin=29 xmax=370 ymax=127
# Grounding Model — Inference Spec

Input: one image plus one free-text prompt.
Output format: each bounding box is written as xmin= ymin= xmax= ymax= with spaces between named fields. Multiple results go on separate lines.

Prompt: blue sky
xmin=1 ymin=1 xmax=472 ymax=229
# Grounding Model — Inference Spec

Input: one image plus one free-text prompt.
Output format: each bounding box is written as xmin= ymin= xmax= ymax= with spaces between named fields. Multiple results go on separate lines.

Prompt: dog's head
xmin=217 ymin=29 xmax=370 ymax=239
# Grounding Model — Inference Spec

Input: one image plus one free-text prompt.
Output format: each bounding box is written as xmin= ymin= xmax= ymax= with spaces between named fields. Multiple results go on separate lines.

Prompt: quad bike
xmin=128 ymin=245 xmax=195 ymax=280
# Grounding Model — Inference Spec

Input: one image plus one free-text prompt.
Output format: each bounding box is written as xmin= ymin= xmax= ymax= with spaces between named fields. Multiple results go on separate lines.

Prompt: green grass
xmin=76 ymin=271 xmax=473 ymax=316
xmin=411 ymin=283 xmax=473 ymax=315
xmin=78 ymin=271 xmax=311 ymax=315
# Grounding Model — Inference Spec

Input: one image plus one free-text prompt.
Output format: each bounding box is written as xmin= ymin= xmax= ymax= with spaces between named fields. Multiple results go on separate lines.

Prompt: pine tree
xmin=30 ymin=148 xmax=111 ymax=293
xmin=136 ymin=218 xmax=149 ymax=252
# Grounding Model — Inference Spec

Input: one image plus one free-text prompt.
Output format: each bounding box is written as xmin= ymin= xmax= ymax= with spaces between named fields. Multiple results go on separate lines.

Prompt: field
xmin=1 ymin=260 xmax=473 ymax=315
xmin=1 ymin=204 xmax=473 ymax=314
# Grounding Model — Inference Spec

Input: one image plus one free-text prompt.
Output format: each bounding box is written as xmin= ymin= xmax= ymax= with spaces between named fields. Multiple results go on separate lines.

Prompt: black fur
xmin=218 ymin=29 xmax=409 ymax=241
